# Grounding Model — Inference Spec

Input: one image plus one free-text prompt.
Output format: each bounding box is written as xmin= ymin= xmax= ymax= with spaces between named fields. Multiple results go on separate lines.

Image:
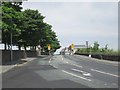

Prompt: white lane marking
xmin=72 ymin=69 xmax=91 ymax=76
xmin=91 ymin=69 xmax=119 ymax=77
xmin=62 ymin=70 xmax=92 ymax=81
xmin=61 ymin=56 xmax=63 ymax=60
xmin=53 ymin=65 xmax=58 ymax=68
xmin=72 ymin=64 xmax=83 ymax=68
xmin=50 ymin=64 xmax=58 ymax=68
xmin=83 ymin=73 xmax=91 ymax=76
xmin=49 ymin=58 xmax=52 ymax=63
xmin=66 ymin=61 xmax=69 ymax=63
xmin=49 ymin=61 xmax=50 ymax=63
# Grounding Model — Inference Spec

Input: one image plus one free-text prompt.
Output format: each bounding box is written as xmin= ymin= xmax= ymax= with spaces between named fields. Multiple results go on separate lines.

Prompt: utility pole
xmin=86 ymin=41 xmax=88 ymax=54
xmin=89 ymin=44 xmax=91 ymax=57
xmin=10 ymin=27 xmax=13 ymax=64
xmin=10 ymin=19 xmax=13 ymax=64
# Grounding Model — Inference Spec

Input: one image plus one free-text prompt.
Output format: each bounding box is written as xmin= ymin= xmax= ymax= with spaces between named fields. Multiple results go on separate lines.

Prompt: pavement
xmin=0 ymin=56 xmax=45 ymax=74
xmin=2 ymin=54 xmax=119 ymax=89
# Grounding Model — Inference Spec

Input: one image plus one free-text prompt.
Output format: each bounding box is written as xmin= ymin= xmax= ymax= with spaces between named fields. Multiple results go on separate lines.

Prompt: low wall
xmin=75 ymin=53 xmax=119 ymax=62
xmin=2 ymin=50 xmax=38 ymax=64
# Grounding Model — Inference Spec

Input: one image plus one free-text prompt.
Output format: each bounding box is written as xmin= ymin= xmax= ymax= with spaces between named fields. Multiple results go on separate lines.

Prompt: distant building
xmin=73 ymin=45 xmax=87 ymax=53
xmin=60 ymin=45 xmax=87 ymax=55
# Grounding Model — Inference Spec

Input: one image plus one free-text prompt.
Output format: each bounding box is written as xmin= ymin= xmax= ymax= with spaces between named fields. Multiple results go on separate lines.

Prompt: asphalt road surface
xmin=2 ymin=55 xmax=119 ymax=89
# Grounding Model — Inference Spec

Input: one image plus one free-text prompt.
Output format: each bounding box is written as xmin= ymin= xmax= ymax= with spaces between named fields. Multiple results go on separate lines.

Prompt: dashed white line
xmin=49 ymin=58 xmax=52 ymax=63
xmin=61 ymin=56 xmax=63 ymax=60
xmin=72 ymin=68 xmax=85 ymax=73
xmin=50 ymin=64 xmax=58 ymax=69
xmin=72 ymin=68 xmax=91 ymax=76
xmin=62 ymin=70 xmax=92 ymax=81
xmin=72 ymin=64 xmax=83 ymax=68
xmin=91 ymin=69 xmax=119 ymax=77
xmin=49 ymin=61 xmax=50 ymax=63
xmin=66 ymin=61 xmax=69 ymax=63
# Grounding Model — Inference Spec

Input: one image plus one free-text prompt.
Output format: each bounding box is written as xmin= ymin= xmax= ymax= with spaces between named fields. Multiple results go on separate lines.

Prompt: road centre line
xmin=62 ymin=70 xmax=92 ymax=81
xmin=72 ymin=68 xmax=91 ymax=76
xmin=66 ymin=61 xmax=69 ymax=63
xmin=72 ymin=64 xmax=83 ymax=68
xmin=91 ymin=69 xmax=119 ymax=77
xmin=50 ymin=64 xmax=58 ymax=69
xmin=49 ymin=58 xmax=52 ymax=63
xmin=61 ymin=56 xmax=63 ymax=60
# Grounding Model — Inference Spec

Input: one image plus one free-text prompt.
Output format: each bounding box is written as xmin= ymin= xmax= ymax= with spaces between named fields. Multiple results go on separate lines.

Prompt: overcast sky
xmin=22 ymin=1 xmax=118 ymax=52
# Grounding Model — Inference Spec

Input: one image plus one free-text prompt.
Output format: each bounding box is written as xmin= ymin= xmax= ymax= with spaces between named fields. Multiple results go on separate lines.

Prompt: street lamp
xmin=10 ymin=20 xmax=13 ymax=64
xmin=86 ymin=41 xmax=89 ymax=54
xmin=89 ymin=44 xmax=91 ymax=57
xmin=0 ymin=30 xmax=1 ymax=43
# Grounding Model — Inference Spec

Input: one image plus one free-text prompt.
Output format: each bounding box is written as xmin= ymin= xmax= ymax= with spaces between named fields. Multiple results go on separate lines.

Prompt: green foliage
xmin=1 ymin=2 xmax=61 ymax=52
xmin=76 ymin=41 xmax=118 ymax=55
xmin=1 ymin=2 xmax=24 ymax=49
xmin=92 ymin=41 xmax=99 ymax=52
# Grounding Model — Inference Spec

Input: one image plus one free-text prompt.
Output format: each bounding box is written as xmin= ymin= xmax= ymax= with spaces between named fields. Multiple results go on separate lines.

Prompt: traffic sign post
xmin=71 ymin=44 xmax=74 ymax=55
xmin=71 ymin=44 xmax=74 ymax=49
xmin=48 ymin=44 xmax=51 ymax=50
xmin=48 ymin=44 xmax=51 ymax=55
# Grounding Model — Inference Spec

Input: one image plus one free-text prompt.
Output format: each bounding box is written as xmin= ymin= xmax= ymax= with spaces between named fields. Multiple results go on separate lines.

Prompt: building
xmin=73 ymin=45 xmax=87 ymax=53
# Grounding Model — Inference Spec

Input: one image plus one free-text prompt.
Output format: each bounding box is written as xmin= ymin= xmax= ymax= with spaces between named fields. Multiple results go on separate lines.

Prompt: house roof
xmin=74 ymin=45 xmax=86 ymax=48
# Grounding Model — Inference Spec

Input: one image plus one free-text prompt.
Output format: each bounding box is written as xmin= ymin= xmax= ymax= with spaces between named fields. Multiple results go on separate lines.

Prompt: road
xmin=2 ymin=55 xmax=119 ymax=89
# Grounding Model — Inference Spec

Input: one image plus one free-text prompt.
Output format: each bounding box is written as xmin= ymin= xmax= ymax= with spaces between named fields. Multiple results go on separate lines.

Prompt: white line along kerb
xmin=62 ymin=70 xmax=92 ymax=81
xmin=91 ymin=69 xmax=119 ymax=77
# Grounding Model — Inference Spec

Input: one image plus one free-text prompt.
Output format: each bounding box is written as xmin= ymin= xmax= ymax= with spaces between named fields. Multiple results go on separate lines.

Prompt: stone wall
xmin=2 ymin=50 xmax=38 ymax=64
xmin=75 ymin=53 xmax=119 ymax=62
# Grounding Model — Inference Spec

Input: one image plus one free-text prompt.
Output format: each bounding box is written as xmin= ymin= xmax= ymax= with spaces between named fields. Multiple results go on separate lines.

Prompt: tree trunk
xmin=35 ymin=46 xmax=36 ymax=51
xmin=24 ymin=45 xmax=26 ymax=51
xmin=4 ymin=43 xmax=7 ymax=50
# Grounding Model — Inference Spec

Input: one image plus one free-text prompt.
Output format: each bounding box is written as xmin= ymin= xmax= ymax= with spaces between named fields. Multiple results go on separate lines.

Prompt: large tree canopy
xmin=1 ymin=2 xmax=61 ymax=52
xmin=1 ymin=2 xmax=24 ymax=49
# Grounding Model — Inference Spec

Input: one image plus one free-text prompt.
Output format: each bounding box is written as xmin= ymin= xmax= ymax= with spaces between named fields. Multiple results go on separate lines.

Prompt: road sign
xmin=71 ymin=43 xmax=74 ymax=49
xmin=48 ymin=44 xmax=51 ymax=50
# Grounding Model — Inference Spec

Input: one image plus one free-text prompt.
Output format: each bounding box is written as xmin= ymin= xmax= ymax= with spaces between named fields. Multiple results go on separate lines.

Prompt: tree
xmin=93 ymin=41 xmax=99 ymax=52
xmin=20 ymin=9 xmax=45 ymax=50
xmin=1 ymin=2 xmax=23 ymax=50
xmin=21 ymin=9 xmax=61 ymax=52
xmin=1 ymin=2 xmax=61 ymax=52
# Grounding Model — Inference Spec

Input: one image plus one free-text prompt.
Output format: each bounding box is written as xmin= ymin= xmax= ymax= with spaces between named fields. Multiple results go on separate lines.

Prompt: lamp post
xmin=10 ymin=20 xmax=13 ymax=64
xmin=86 ymin=41 xmax=89 ymax=54
xmin=89 ymin=44 xmax=91 ymax=57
